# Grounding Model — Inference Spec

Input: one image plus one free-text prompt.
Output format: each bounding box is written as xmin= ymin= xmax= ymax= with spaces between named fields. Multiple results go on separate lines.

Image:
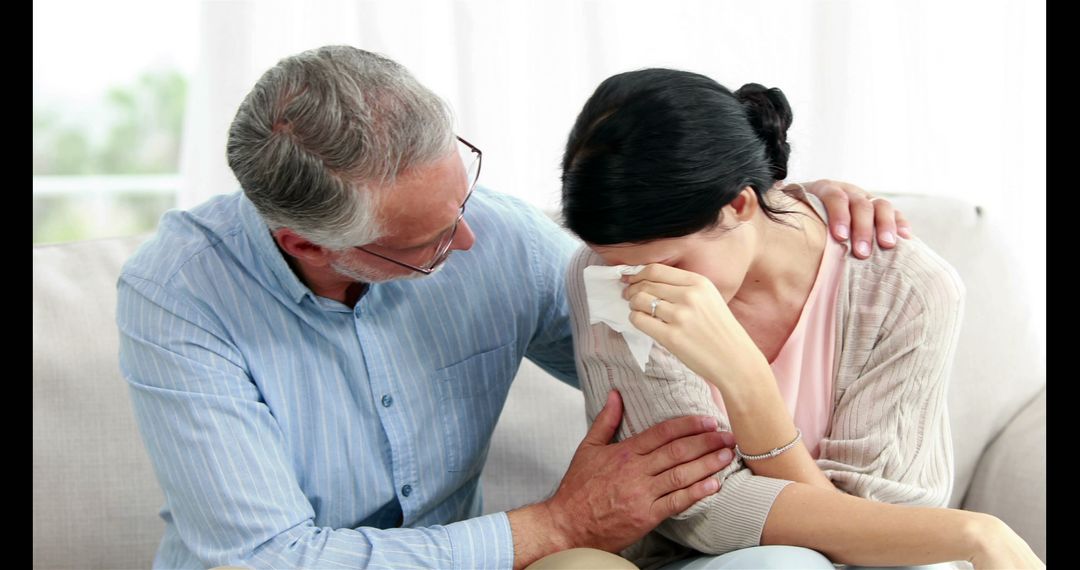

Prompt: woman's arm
xmin=708 ymin=366 xmax=834 ymax=490
xmin=622 ymin=265 xmax=836 ymax=490
xmin=762 ymin=482 xmax=1043 ymax=569
xmin=766 ymin=482 xmax=971 ymax=564
xmin=566 ymin=246 xmax=798 ymax=555
xmin=812 ymin=245 xmax=964 ymax=506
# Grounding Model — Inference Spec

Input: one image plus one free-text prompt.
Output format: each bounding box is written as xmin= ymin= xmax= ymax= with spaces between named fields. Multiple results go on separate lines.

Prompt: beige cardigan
xmin=566 ymin=192 xmax=966 ymax=564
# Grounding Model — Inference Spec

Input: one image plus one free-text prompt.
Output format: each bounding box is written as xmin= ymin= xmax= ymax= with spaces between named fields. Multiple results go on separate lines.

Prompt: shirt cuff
xmin=443 ymin=511 xmax=515 ymax=569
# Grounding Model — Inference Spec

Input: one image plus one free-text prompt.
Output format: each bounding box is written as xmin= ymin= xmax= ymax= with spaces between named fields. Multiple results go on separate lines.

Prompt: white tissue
xmin=583 ymin=264 xmax=654 ymax=371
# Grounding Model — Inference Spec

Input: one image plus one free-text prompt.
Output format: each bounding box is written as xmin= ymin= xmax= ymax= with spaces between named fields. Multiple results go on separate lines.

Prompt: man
xmin=118 ymin=45 xmax=910 ymax=569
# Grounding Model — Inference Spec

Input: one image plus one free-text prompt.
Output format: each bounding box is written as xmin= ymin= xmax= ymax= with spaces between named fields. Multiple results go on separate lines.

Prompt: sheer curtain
xmin=179 ymin=0 xmax=1044 ymax=363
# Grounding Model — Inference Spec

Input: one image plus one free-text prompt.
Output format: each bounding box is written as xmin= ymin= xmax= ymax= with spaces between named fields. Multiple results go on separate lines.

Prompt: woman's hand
xmin=966 ymin=513 xmax=1045 ymax=570
xmin=622 ymin=264 xmax=769 ymax=388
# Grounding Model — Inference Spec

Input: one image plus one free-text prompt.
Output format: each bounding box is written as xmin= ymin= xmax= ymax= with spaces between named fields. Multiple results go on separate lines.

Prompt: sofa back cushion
xmin=34 ymin=236 xmax=163 ymax=569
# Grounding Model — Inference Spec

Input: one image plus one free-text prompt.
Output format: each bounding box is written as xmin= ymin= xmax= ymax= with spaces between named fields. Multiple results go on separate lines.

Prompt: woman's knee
xmin=525 ymin=547 xmax=639 ymax=570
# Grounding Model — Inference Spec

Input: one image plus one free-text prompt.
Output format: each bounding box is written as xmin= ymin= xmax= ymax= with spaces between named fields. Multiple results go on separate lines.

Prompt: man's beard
xmin=330 ymin=256 xmax=446 ymax=284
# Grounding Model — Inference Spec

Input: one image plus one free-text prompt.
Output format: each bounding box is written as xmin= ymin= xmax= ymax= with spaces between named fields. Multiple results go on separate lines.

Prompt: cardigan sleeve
xmin=816 ymin=247 xmax=966 ymax=508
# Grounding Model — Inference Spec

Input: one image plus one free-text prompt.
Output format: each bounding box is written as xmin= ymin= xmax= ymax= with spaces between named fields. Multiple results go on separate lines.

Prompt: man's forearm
xmin=762 ymin=482 xmax=979 ymax=566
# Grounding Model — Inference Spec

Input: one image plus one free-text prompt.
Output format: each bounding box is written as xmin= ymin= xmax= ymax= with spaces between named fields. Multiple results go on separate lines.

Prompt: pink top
xmin=707 ymin=236 xmax=846 ymax=458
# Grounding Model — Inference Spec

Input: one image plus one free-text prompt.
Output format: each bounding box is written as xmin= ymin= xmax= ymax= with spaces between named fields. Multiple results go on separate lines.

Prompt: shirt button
xmin=381 ymin=394 xmax=393 ymax=407
xmin=401 ymin=484 xmax=412 ymax=497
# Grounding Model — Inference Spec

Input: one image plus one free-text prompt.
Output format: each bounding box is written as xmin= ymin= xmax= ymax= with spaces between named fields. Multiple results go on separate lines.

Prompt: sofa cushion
xmin=34 ymin=235 xmax=162 ymax=570
xmin=962 ymin=386 xmax=1046 ymax=562
xmin=879 ymin=195 xmax=1046 ymax=507
xmin=481 ymin=359 xmax=585 ymax=514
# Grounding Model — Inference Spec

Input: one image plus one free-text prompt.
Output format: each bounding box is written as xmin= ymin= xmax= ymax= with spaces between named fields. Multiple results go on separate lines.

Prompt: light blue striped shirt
xmin=117 ymin=187 xmax=580 ymax=569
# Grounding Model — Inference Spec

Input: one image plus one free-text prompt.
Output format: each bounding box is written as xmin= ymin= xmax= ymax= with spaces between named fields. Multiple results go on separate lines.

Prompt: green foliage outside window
xmin=34 ymin=67 xmax=187 ymax=244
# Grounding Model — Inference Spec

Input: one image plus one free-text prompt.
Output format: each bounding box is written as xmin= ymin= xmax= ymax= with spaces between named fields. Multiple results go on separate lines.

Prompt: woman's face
xmin=588 ymin=190 xmax=760 ymax=302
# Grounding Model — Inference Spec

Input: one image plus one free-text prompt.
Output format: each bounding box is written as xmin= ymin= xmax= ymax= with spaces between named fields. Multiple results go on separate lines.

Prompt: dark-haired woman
xmin=561 ymin=69 xmax=1042 ymax=570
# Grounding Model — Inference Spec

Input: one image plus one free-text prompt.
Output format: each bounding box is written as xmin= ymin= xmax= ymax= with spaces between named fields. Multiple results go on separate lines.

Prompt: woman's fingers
xmin=623 ymin=263 xmax=703 ymax=287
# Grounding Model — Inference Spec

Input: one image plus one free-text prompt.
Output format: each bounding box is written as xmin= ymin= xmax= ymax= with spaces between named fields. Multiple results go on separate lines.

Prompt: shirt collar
xmin=239 ymin=194 xmax=317 ymax=305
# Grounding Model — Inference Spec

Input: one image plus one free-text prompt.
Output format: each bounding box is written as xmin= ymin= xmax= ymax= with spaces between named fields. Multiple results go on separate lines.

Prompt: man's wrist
xmin=507 ymin=500 xmax=579 ymax=568
xmin=536 ymin=499 xmax=579 ymax=551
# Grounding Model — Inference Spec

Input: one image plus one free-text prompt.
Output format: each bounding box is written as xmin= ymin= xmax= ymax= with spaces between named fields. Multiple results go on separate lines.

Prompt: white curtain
xmin=180 ymin=0 xmax=1044 ymax=359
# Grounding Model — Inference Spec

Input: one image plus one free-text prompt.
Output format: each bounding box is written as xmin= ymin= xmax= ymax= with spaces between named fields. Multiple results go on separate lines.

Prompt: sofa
xmin=33 ymin=193 xmax=1046 ymax=569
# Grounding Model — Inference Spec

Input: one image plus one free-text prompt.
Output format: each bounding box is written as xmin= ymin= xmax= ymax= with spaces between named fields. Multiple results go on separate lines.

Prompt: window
xmin=33 ymin=1 xmax=197 ymax=244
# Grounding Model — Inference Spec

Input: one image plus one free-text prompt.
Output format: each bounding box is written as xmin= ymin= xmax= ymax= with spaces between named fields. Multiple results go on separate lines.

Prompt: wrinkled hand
xmin=800 ymin=179 xmax=912 ymax=259
xmin=621 ymin=264 xmax=768 ymax=388
xmin=544 ymin=390 xmax=736 ymax=553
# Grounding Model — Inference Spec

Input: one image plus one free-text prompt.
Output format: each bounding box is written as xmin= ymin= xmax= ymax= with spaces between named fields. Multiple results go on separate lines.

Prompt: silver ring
xmin=650 ymin=297 xmax=662 ymax=318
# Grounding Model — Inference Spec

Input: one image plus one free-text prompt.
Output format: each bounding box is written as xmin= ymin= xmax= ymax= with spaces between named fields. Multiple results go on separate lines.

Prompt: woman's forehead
xmin=589 ymin=238 xmax=684 ymax=265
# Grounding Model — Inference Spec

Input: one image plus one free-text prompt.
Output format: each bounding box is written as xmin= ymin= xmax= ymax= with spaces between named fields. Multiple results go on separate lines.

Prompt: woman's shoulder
xmin=565 ymin=245 xmax=605 ymax=309
xmin=850 ymin=235 xmax=966 ymax=314
xmin=568 ymin=243 xmax=605 ymax=275
xmin=797 ymin=190 xmax=965 ymax=312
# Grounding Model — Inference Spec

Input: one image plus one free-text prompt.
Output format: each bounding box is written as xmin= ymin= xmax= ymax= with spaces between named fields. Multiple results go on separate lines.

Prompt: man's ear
xmin=273 ymin=228 xmax=335 ymax=267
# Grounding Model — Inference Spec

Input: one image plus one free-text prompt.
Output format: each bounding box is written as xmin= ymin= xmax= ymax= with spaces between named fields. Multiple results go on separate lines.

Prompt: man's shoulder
xmin=120 ymin=192 xmax=248 ymax=289
xmin=472 ymin=186 xmax=550 ymax=229
xmin=470 ymin=186 xmax=580 ymax=253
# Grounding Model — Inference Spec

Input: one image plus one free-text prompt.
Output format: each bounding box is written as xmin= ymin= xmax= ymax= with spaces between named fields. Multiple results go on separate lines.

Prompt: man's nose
xmin=450 ymin=219 xmax=476 ymax=251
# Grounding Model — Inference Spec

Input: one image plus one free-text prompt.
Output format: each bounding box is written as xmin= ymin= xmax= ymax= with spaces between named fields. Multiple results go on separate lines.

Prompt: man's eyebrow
xmin=392 ymin=184 xmax=470 ymax=249
xmin=397 ymin=226 xmax=450 ymax=249
xmin=391 ymin=211 xmax=461 ymax=249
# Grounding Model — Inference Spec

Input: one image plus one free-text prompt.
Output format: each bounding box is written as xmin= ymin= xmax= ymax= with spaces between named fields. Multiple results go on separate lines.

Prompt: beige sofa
xmin=33 ymin=194 xmax=1046 ymax=569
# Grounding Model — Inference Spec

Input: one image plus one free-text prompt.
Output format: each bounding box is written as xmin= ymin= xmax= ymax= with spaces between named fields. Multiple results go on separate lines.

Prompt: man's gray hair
xmin=227 ymin=45 xmax=455 ymax=249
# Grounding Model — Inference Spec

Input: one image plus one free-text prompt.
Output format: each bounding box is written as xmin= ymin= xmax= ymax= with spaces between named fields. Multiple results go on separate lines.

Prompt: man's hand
xmin=801 ymin=179 xmax=913 ymax=259
xmin=521 ymin=390 xmax=735 ymax=560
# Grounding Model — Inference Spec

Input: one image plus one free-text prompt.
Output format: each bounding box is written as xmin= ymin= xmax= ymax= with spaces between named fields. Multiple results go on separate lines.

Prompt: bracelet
xmin=734 ymin=429 xmax=802 ymax=461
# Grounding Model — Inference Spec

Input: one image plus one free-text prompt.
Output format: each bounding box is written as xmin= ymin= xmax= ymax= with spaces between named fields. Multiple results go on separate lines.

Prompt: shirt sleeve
xmin=816 ymin=254 xmax=965 ymax=508
xmin=117 ymin=273 xmax=515 ymax=570
xmin=515 ymin=198 xmax=581 ymax=389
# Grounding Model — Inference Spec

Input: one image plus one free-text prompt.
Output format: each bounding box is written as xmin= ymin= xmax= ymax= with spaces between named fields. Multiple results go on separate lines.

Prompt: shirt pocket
xmin=434 ymin=343 xmax=517 ymax=473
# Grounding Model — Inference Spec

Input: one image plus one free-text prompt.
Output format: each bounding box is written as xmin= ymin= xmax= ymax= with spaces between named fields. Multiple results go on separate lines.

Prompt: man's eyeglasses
xmin=354 ymin=136 xmax=482 ymax=275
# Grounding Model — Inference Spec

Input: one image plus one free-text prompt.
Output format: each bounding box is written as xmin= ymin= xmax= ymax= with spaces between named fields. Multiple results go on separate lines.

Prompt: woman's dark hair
xmin=561 ymin=68 xmax=797 ymax=245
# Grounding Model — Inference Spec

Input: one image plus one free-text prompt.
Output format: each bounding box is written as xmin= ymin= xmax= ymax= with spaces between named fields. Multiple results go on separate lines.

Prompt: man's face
xmin=332 ymin=146 xmax=477 ymax=283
